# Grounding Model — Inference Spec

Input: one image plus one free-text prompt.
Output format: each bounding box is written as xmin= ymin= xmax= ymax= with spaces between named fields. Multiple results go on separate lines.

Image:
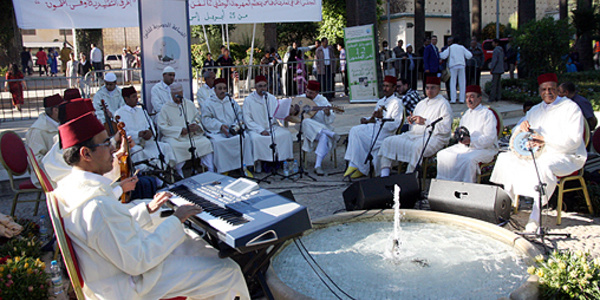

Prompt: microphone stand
xmin=180 ymin=96 xmax=199 ymax=176
xmin=258 ymin=93 xmax=285 ymax=183
xmin=227 ymin=94 xmax=258 ymax=181
xmin=288 ymin=107 xmax=316 ymax=181
xmin=517 ymin=145 xmax=570 ymax=254
xmin=363 ymin=118 xmax=391 ymax=178
xmin=139 ymin=103 xmax=176 ymax=185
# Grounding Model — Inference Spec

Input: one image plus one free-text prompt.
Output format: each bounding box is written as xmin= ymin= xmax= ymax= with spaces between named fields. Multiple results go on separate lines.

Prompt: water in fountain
xmin=390 ymin=184 xmax=403 ymax=259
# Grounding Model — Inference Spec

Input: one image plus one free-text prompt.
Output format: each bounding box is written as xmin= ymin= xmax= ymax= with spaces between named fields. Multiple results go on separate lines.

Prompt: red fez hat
xmin=121 ymin=86 xmax=137 ymax=98
xmin=59 ymin=112 xmax=106 ymax=149
xmin=307 ymin=80 xmax=320 ymax=92
xmin=60 ymin=98 xmax=95 ymax=124
xmin=63 ymin=88 xmax=81 ymax=101
xmin=214 ymin=78 xmax=227 ymax=86
xmin=384 ymin=75 xmax=397 ymax=85
xmin=465 ymin=85 xmax=482 ymax=94
xmin=537 ymin=73 xmax=558 ymax=85
xmin=425 ymin=76 xmax=441 ymax=86
xmin=255 ymin=75 xmax=267 ymax=84
xmin=44 ymin=94 xmax=64 ymax=108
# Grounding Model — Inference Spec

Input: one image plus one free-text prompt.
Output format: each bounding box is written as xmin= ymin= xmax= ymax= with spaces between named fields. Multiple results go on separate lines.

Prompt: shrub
xmin=0 ymin=236 xmax=43 ymax=259
xmin=0 ymin=256 xmax=50 ymax=300
xmin=528 ymin=251 xmax=600 ymax=299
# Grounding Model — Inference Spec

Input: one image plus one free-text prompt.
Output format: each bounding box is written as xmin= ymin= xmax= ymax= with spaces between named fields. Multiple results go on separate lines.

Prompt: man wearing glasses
xmin=92 ymin=72 xmax=125 ymax=123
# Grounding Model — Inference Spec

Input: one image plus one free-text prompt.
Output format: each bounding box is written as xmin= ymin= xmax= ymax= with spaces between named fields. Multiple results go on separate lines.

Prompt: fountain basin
xmin=267 ymin=210 xmax=540 ymax=300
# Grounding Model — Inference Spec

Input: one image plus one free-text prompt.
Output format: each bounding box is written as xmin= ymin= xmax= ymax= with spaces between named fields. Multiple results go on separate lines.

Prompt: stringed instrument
xmin=101 ymin=99 xmax=118 ymax=136
xmin=287 ymin=97 xmax=345 ymax=123
xmin=115 ymin=116 xmax=134 ymax=203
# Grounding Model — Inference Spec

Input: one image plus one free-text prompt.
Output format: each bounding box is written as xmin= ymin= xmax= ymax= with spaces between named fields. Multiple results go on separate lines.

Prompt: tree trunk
xmin=263 ymin=24 xmax=277 ymax=51
xmin=518 ymin=0 xmax=536 ymax=28
xmin=559 ymin=0 xmax=568 ymax=20
xmin=576 ymin=0 xmax=594 ymax=71
xmin=414 ymin=0 xmax=425 ymax=54
xmin=0 ymin=2 xmax=23 ymax=67
xmin=471 ymin=0 xmax=482 ymax=41
xmin=452 ymin=0 xmax=471 ymax=46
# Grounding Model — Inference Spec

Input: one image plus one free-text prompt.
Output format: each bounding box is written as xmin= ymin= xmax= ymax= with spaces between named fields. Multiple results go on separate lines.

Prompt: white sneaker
xmin=525 ymin=220 xmax=540 ymax=233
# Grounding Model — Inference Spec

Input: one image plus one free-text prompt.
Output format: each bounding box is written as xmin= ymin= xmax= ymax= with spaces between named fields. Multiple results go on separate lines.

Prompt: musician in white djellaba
xmin=490 ymin=73 xmax=587 ymax=233
xmin=114 ymin=86 xmax=177 ymax=171
xmin=157 ymin=82 xmax=214 ymax=177
xmin=201 ymin=78 xmax=254 ymax=173
xmin=295 ymin=80 xmax=339 ymax=175
xmin=379 ymin=76 xmax=452 ymax=176
xmin=436 ymin=85 xmax=498 ymax=182
xmin=343 ymin=75 xmax=404 ymax=179
xmin=151 ymin=66 xmax=176 ymax=115
xmin=196 ymin=70 xmax=216 ymax=109
xmin=242 ymin=75 xmax=293 ymax=167
xmin=53 ymin=112 xmax=249 ymax=300
xmin=92 ymin=72 xmax=124 ymax=123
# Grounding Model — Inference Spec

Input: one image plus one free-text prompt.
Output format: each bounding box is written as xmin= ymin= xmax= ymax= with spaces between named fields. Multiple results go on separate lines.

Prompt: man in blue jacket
xmin=423 ymin=35 xmax=440 ymax=82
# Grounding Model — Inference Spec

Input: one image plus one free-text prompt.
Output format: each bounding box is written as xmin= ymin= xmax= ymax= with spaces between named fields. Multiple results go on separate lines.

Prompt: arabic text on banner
xmin=344 ymin=25 xmax=379 ymax=103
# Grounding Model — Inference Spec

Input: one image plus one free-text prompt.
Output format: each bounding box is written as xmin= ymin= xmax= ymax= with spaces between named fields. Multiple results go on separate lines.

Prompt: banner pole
xmin=202 ymin=24 xmax=211 ymax=54
xmin=246 ymin=23 xmax=256 ymax=92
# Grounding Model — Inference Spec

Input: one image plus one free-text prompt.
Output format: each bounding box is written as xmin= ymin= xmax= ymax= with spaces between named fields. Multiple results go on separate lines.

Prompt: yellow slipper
xmin=350 ymin=169 xmax=365 ymax=179
xmin=343 ymin=166 xmax=358 ymax=177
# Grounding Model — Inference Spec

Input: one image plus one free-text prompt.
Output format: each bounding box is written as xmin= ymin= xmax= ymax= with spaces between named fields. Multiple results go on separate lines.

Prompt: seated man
xmin=344 ymin=75 xmax=404 ymax=178
xmin=558 ymin=81 xmax=597 ymax=131
xmin=201 ymin=78 xmax=254 ymax=173
xmin=54 ymin=112 xmax=249 ymax=300
xmin=92 ymin=72 xmax=124 ymax=124
xmin=115 ymin=86 xmax=177 ymax=172
xmin=151 ymin=66 xmax=176 ymax=115
xmin=436 ymin=85 xmax=498 ymax=183
xmin=242 ymin=75 xmax=293 ymax=168
xmin=491 ymin=73 xmax=587 ymax=232
xmin=379 ymin=76 xmax=452 ymax=176
xmin=296 ymin=80 xmax=338 ymax=175
xmin=26 ymin=94 xmax=64 ymax=187
xmin=196 ymin=70 xmax=216 ymax=109
xmin=157 ymin=82 xmax=214 ymax=177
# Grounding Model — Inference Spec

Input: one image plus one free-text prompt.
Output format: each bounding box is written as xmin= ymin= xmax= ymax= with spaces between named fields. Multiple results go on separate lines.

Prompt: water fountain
xmin=267 ymin=186 xmax=540 ymax=299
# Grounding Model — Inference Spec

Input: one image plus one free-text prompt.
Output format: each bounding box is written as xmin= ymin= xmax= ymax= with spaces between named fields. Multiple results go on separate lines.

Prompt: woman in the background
xmin=4 ymin=63 xmax=27 ymax=111
xmin=48 ymin=47 xmax=58 ymax=76
xmin=66 ymin=52 xmax=79 ymax=88
xmin=35 ymin=48 xmax=48 ymax=76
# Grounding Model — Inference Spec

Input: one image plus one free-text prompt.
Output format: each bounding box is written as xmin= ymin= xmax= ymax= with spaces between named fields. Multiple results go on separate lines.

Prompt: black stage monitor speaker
xmin=427 ymin=179 xmax=511 ymax=224
xmin=343 ymin=173 xmax=421 ymax=211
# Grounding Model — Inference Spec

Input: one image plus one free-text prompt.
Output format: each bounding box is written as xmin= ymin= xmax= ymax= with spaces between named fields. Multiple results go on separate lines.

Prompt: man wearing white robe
xmin=92 ymin=72 xmax=124 ymax=124
xmin=115 ymin=86 xmax=177 ymax=171
xmin=151 ymin=66 xmax=176 ymax=115
xmin=379 ymin=76 xmax=452 ymax=176
xmin=242 ymin=75 xmax=294 ymax=164
xmin=296 ymin=80 xmax=338 ymax=175
xmin=196 ymin=70 xmax=216 ymax=109
xmin=344 ymin=75 xmax=404 ymax=178
xmin=436 ymin=85 xmax=498 ymax=182
xmin=54 ymin=112 xmax=249 ymax=300
xmin=490 ymin=73 xmax=587 ymax=232
xmin=201 ymin=78 xmax=253 ymax=173
xmin=157 ymin=82 xmax=214 ymax=176
xmin=26 ymin=94 xmax=63 ymax=187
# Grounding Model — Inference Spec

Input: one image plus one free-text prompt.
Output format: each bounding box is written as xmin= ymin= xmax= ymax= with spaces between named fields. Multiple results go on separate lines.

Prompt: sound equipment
xmin=427 ymin=179 xmax=511 ymax=224
xmin=343 ymin=173 xmax=421 ymax=211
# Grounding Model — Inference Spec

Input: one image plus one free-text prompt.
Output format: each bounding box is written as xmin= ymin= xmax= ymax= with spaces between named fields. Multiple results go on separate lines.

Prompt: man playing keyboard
xmin=54 ymin=112 xmax=249 ymax=300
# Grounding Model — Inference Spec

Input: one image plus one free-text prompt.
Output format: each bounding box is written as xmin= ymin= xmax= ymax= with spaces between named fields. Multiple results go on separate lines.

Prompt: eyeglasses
xmin=89 ymin=137 xmax=116 ymax=149
xmin=256 ymin=84 xmax=267 ymax=88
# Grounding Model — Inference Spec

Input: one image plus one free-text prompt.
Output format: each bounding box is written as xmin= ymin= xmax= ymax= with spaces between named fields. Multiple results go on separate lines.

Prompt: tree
xmin=518 ymin=0 xmax=536 ymax=28
xmin=572 ymin=0 xmax=596 ymax=71
xmin=414 ymin=0 xmax=425 ymax=53
xmin=560 ymin=0 xmax=568 ymax=20
xmin=0 ymin=1 xmax=23 ymax=68
xmin=276 ymin=23 xmax=319 ymax=47
xmin=75 ymin=29 xmax=102 ymax=58
xmin=481 ymin=23 xmax=507 ymax=40
xmin=451 ymin=0 xmax=470 ymax=46
xmin=263 ymin=24 xmax=277 ymax=51
xmin=319 ymin=0 xmax=346 ymax=43
xmin=471 ymin=0 xmax=482 ymax=41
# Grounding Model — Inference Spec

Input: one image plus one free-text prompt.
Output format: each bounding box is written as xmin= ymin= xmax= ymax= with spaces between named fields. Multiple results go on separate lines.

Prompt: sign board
xmin=139 ymin=0 xmax=192 ymax=113
xmin=344 ymin=25 xmax=379 ymax=103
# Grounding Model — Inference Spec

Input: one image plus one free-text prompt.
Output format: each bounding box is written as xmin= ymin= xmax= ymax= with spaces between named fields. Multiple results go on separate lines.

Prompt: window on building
xmin=21 ymin=29 xmax=36 ymax=35
xmin=59 ymin=29 xmax=72 ymax=35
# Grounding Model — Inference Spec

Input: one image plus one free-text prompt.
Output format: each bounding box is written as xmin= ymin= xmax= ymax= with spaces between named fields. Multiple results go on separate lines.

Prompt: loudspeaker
xmin=427 ymin=179 xmax=511 ymax=224
xmin=343 ymin=173 xmax=421 ymax=211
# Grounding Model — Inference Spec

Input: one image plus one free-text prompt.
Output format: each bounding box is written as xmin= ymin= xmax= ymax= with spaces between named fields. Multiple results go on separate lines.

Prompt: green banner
xmin=344 ymin=24 xmax=379 ymax=103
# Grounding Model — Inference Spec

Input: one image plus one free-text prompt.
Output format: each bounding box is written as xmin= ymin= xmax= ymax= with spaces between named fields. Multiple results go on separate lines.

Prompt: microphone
xmin=175 ymin=94 xmax=183 ymax=99
xmin=136 ymin=102 xmax=146 ymax=108
xmin=379 ymin=118 xmax=395 ymax=122
xmin=427 ymin=117 xmax=443 ymax=127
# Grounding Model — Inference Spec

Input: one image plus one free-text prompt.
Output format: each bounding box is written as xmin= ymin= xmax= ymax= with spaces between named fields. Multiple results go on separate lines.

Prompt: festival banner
xmin=12 ymin=0 xmax=321 ymax=29
xmin=344 ymin=25 xmax=379 ymax=103
xmin=139 ymin=0 xmax=193 ymax=113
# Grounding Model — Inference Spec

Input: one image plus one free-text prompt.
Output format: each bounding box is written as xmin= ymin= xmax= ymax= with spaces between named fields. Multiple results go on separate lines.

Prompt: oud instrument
xmin=287 ymin=97 xmax=345 ymax=123
xmin=101 ymin=99 xmax=118 ymax=136
xmin=115 ymin=116 xmax=135 ymax=203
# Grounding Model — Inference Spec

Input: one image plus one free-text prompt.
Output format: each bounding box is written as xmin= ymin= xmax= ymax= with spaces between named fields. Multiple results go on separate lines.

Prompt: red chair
xmin=0 ymin=131 xmax=44 ymax=216
xmin=25 ymin=146 xmax=55 ymax=193
xmin=476 ymin=106 xmax=503 ymax=183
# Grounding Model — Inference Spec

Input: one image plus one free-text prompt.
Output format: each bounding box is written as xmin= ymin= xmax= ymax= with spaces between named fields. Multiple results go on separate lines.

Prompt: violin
xmin=101 ymin=99 xmax=118 ymax=136
xmin=115 ymin=116 xmax=134 ymax=203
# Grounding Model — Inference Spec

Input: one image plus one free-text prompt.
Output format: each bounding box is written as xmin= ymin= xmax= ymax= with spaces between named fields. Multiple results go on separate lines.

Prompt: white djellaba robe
xmin=157 ymin=98 xmax=213 ymax=164
xmin=115 ymin=105 xmax=177 ymax=170
xmin=242 ymin=91 xmax=294 ymax=162
xmin=201 ymin=95 xmax=254 ymax=173
xmin=296 ymin=94 xmax=336 ymax=153
xmin=150 ymin=81 xmax=171 ymax=115
xmin=344 ymin=94 xmax=404 ymax=175
xmin=436 ymin=104 xmax=498 ymax=182
xmin=491 ymin=97 xmax=587 ymax=202
xmin=379 ymin=94 xmax=452 ymax=172
xmin=92 ymin=86 xmax=124 ymax=124
xmin=25 ymin=112 xmax=59 ymax=187
xmin=196 ymin=83 xmax=215 ymax=109
xmin=54 ymin=169 xmax=249 ymax=300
